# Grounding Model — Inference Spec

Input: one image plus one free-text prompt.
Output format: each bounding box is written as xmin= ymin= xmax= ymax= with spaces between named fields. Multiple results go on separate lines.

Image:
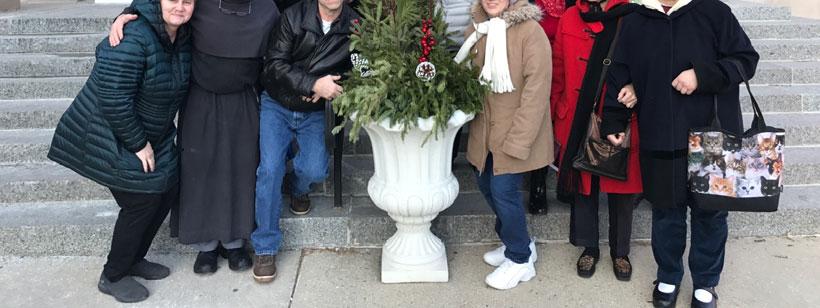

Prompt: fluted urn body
xmin=363 ymin=111 xmax=473 ymax=283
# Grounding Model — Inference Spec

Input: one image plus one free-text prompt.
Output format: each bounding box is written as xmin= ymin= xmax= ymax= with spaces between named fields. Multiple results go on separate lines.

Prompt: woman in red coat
xmin=551 ymin=0 xmax=640 ymax=280
xmin=527 ymin=0 xmax=569 ymax=215
xmin=533 ymin=0 xmax=566 ymax=41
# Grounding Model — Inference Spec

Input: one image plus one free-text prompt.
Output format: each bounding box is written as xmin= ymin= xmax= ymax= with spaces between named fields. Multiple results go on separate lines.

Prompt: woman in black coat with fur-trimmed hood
xmin=599 ymin=0 xmax=759 ymax=307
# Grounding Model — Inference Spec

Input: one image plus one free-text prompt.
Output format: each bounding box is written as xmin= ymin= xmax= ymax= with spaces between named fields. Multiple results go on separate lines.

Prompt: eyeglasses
xmin=219 ymin=0 xmax=252 ymax=16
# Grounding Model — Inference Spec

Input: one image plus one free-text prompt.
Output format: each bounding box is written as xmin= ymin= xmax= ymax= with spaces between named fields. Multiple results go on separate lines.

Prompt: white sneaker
xmin=485 ymin=259 xmax=536 ymax=290
xmin=482 ymin=241 xmax=538 ymax=267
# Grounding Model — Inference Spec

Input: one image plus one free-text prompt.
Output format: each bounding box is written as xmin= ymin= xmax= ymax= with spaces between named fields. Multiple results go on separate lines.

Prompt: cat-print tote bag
xmin=688 ymin=65 xmax=784 ymax=212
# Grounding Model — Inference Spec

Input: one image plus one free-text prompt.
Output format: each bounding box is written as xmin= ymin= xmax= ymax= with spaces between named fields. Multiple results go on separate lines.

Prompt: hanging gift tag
xmin=351 ymin=53 xmax=372 ymax=78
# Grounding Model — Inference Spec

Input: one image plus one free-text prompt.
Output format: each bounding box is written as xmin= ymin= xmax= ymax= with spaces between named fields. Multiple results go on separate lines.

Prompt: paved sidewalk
xmin=1 ymin=236 xmax=818 ymax=307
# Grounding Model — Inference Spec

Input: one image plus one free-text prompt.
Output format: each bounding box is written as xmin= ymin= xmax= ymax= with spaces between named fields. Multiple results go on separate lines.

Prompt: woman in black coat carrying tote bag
xmin=598 ymin=0 xmax=759 ymax=307
xmin=47 ymin=0 xmax=193 ymax=302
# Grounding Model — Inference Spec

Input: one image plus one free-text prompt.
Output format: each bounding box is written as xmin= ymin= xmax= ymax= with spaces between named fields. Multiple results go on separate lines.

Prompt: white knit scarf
xmin=453 ymin=17 xmax=514 ymax=94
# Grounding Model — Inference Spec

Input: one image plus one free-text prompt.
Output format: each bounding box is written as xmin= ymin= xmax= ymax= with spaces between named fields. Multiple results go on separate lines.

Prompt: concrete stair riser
xmin=0 ymin=147 xmax=817 ymax=204
xmin=740 ymin=85 xmax=820 ymax=113
xmin=753 ymin=39 xmax=820 ymax=62
xmin=1 ymin=187 xmax=818 ymax=256
xmin=0 ymin=54 xmax=94 ymax=78
xmin=0 ymin=33 xmax=104 ymax=54
xmin=0 ymin=159 xmax=495 ymax=203
xmin=0 ymin=85 xmax=817 ymax=124
xmin=0 ymin=77 xmax=85 ymax=100
xmin=726 ymin=2 xmax=791 ymax=21
xmin=750 ymin=61 xmax=820 ymax=86
xmin=0 ymin=35 xmax=816 ymax=60
xmin=0 ymin=18 xmax=114 ymax=35
xmin=4 ymin=55 xmax=820 ymax=85
xmin=741 ymin=20 xmax=820 ymax=39
xmin=1 ymin=112 xmax=818 ymax=164
xmin=0 ymin=99 xmax=69 ymax=129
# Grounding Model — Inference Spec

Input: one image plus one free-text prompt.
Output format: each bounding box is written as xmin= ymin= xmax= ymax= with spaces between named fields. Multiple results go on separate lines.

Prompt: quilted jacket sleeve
xmin=94 ymin=33 xmax=149 ymax=153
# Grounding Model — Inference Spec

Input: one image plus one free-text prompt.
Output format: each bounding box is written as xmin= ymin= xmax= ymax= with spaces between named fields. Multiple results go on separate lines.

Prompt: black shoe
xmin=98 ymin=274 xmax=149 ymax=303
xmin=653 ymin=281 xmax=680 ymax=308
xmin=576 ymin=247 xmax=600 ymax=278
xmin=130 ymin=259 xmax=170 ymax=280
xmin=193 ymin=250 xmax=219 ymax=274
xmin=290 ymin=194 xmax=312 ymax=215
xmin=691 ymin=287 xmax=718 ymax=308
xmin=528 ymin=167 xmax=549 ymax=215
xmin=612 ymin=256 xmax=632 ymax=282
xmin=218 ymin=246 xmax=253 ymax=271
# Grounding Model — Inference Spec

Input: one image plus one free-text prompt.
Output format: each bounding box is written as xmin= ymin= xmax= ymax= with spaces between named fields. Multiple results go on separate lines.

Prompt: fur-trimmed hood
xmin=470 ymin=0 xmax=543 ymax=26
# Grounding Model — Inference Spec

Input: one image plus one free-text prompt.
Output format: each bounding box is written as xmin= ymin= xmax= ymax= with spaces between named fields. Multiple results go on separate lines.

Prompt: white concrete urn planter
xmin=361 ymin=110 xmax=474 ymax=283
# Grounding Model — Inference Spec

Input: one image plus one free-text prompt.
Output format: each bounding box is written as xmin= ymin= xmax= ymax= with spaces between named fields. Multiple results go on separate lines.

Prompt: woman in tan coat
xmin=456 ymin=0 xmax=553 ymax=290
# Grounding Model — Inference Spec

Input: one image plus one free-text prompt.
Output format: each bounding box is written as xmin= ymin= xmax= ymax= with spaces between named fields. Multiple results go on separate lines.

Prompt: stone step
xmin=0 ymin=129 xmax=53 ymax=163
xmin=2 ymin=185 xmax=818 ymax=256
xmin=0 ymin=78 xmax=818 ymax=111
xmin=0 ymin=53 xmax=94 ymax=78
xmin=724 ymin=0 xmax=791 ymax=21
xmin=0 ymin=1 xmax=791 ymax=37
xmin=0 ymin=142 xmax=817 ymax=204
xmin=742 ymin=18 xmax=820 ymax=40
xmin=3 ymin=36 xmax=815 ymax=61
xmin=1 ymin=111 xmax=818 ymax=165
xmin=0 ymin=33 xmax=104 ymax=54
xmin=0 ymin=99 xmax=70 ymax=129
xmin=740 ymin=84 xmax=820 ymax=113
xmin=741 ymin=113 xmax=820 ymax=146
xmin=752 ymin=61 xmax=820 ymax=86
xmin=754 ymin=39 xmax=820 ymax=62
xmin=0 ymin=76 xmax=85 ymax=100
xmin=0 ymin=156 xmax=484 ymax=203
xmin=4 ymin=52 xmax=819 ymax=86
xmin=0 ymin=4 xmax=123 ymax=35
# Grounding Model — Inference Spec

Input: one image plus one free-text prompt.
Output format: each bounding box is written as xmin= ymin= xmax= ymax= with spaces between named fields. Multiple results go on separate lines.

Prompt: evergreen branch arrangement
xmin=332 ymin=0 xmax=488 ymax=142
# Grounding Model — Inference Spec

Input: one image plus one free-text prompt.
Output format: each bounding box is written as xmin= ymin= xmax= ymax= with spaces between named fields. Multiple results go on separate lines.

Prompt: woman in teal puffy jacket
xmin=47 ymin=0 xmax=193 ymax=303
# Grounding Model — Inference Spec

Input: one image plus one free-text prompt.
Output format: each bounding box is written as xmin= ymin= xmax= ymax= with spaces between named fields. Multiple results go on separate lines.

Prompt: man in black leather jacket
xmin=251 ymin=0 xmax=359 ymax=283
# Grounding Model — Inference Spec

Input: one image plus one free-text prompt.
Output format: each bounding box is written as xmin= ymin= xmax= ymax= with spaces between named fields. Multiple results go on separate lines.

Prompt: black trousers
xmin=103 ymin=184 xmax=178 ymax=282
xmin=569 ymin=177 xmax=635 ymax=258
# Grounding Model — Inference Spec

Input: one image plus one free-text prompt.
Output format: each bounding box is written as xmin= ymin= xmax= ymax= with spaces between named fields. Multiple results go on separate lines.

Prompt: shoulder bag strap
xmin=730 ymin=60 xmax=767 ymax=129
xmin=592 ymin=19 xmax=624 ymax=111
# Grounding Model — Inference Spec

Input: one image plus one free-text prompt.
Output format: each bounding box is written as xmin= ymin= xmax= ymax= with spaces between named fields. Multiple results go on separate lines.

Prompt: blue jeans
xmin=475 ymin=154 xmax=531 ymax=264
xmin=251 ymin=92 xmax=329 ymax=255
xmin=652 ymin=205 xmax=728 ymax=288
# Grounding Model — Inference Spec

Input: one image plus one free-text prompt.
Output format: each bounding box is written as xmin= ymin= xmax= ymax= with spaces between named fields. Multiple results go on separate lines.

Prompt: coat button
xmin=490 ymin=121 xmax=495 ymax=126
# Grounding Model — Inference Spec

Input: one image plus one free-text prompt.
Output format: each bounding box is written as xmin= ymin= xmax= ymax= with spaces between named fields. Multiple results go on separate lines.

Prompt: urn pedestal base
xmin=381 ymin=250 xmax=448 ymax=283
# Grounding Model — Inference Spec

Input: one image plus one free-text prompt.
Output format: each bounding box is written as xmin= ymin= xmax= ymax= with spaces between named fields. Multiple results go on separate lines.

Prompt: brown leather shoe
xmin=290 ymin=194 xmax=311 ymax=215
xmin=252 ymin=255 xmax=277 ymax=283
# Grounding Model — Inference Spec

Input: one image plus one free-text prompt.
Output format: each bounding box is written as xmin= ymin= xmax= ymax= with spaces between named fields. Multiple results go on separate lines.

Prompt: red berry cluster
xmin=352 ymin=18 xmax=360 ymax=34
xmin=418 ymin=19 xmax=437 ymax=63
